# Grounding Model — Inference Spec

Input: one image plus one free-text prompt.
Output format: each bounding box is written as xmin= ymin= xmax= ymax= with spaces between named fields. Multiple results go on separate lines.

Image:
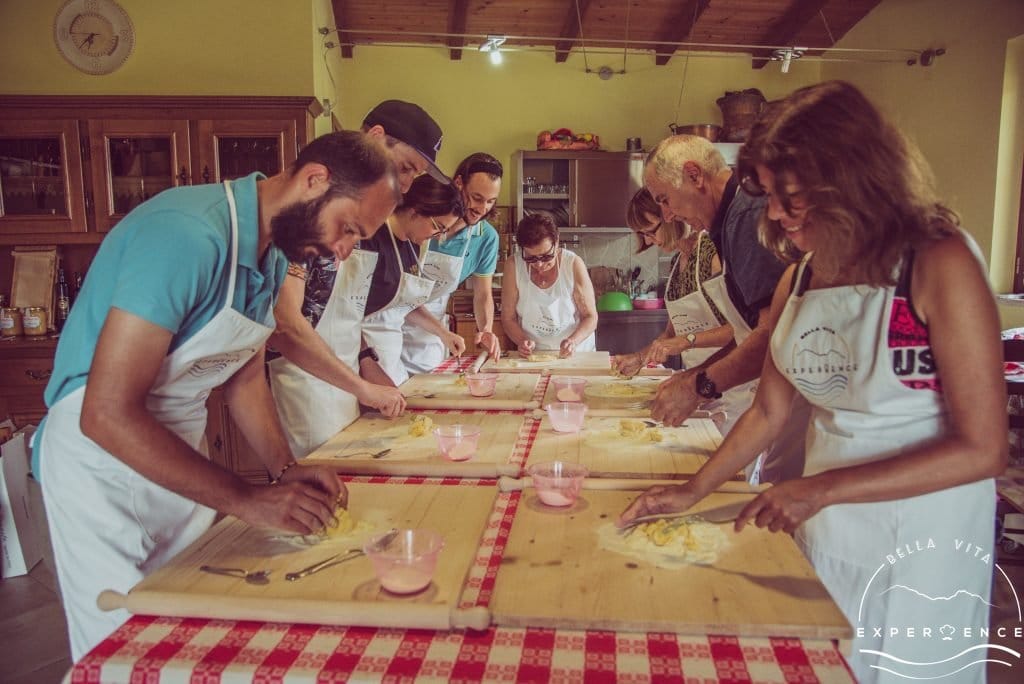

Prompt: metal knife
xmin=618 ymin=500 xmax=749 ymax=533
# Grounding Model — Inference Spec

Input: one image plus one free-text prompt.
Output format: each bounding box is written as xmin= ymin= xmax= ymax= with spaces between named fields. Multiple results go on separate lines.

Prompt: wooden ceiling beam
xmin=447 ymin=0 xmax=469 ymax=60
xmin=751 ymin=0 xmax=828 ymax=69
xmin=554 ymin=0 xmax=593 ymax=63
xmin=329 ymin=0 xmax=354 ymax=58
xmin=653 ymin=0 xmax=711 ymax=66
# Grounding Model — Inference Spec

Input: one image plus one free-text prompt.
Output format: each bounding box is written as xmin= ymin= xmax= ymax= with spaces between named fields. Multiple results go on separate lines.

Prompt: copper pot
xmin=668 ymin=123 xmax=722 ymax=142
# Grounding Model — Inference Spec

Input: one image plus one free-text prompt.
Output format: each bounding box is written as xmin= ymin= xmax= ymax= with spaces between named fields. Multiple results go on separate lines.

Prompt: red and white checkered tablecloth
xmin=69 ymin=373 xmax=853 ymax=682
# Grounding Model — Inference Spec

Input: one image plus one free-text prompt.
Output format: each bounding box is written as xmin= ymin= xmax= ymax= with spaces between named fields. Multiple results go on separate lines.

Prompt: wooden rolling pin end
xmin=97 ymin=589 xmax=128 ymax=612
xmin=495 ymin=464 xmax=521 ymax=477
xmin=531 ymin=408 xmax=545 ymax=420
xmin=498 ymin=475 xmax=527 ymax=492
xmin=525 ymin=400 xmax=540 ymax=410
xmin=451 ymin=605 xmax=491 ymax=631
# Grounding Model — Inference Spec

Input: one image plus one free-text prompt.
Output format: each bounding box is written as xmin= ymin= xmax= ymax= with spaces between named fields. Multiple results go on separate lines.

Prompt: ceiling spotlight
xmin=479 ymin=35 xmax=507 ymax=65
xmin=770 ymin=47 xmax=806 ymax=73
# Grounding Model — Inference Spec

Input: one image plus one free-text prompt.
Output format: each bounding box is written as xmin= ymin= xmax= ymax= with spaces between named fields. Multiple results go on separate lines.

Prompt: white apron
xmin=268 ymin=248 xmax=378 ymax=457
xmin=773 ymin=256 xmax=994 ymax=684
xmin=666 ymin=231 xmax=723 ymax=370
xmin=39 ymin=180 xmax=276 ymax=660
xmin=361 ymin=226 xmax=436 ymax=385
xmin=399 ymin=229 xmax=473 ymax=374
xmin=700 ymin=255 xmax=808 ymax=483
xmin=514 ymin=248 xmax=596 ymax=352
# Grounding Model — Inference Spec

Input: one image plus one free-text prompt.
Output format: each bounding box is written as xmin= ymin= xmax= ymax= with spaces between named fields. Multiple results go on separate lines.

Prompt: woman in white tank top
xmin=501 ymin=213 xmax=597 ymax=356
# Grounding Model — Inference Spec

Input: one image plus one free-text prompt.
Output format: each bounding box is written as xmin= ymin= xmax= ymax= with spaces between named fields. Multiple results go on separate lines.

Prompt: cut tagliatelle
xmin=617 ymin=419 xmax=663 ymax=442
xmin=597 ymin=518 xmax=727 ymax=568
xmin=585 ymin=381 xmax=657 ymax=399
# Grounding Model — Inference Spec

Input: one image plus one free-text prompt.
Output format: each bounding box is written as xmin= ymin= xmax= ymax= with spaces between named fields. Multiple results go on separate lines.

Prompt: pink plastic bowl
xmin=466 ymin=372 xmax=499 ymax=397
xmin=545 ymin=402 xmax=588 ymax=433
xmin=527 ymin=461 xmax=589 ymax=507
xmin=433 ymin=424 xmax=481 ymax=461
xmin=550 ymin=376 xmax=587 ymax=403
xmin=632 ymin=298 xmax=664 ymax=310
xmin=363 ymin=529 xmax=444 ymax=594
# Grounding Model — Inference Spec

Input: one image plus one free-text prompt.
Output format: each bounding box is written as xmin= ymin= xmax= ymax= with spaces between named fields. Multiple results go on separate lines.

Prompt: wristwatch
xmin=358 ymin=347 xmax=379 ymax=363
xmin=685 ymin=332 xmax=697 ymax=348
xmin=695 ymin=370 xmax=722 ymax=399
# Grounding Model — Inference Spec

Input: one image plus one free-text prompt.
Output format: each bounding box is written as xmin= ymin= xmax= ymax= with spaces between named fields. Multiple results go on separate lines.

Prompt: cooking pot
xmin=668 ymin=123 xmax=722 ymax=142
xmin=597 ymin=291 xmax=633 ymax=312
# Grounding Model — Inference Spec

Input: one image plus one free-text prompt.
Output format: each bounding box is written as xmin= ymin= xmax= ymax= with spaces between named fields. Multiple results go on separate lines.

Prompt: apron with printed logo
xmin=39 ymin=180 xmax=277 ymax=659
xmin=362 ymin=225 xmax=436 ymax=385
xmin=269 ymin=248 xmax=378 ymax=457
xmin=772 ymin=255 xmax=993 ymax=684
xmin=514 ymin=248 xmax=595 ymax=352
xmin=400 ymin=228 xmax=473 ymax=374
xmin=665 ymin=231 xmax=723 ymax=370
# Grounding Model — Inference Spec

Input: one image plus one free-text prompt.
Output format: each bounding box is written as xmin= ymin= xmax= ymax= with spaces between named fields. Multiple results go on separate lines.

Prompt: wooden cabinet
xmin=204 ymin=387 xmax=270 ymax=485
xmin=453 ymin=315 xmax=513 ymax=354
xmin=513 ymin=150 xmax=643 ymax=232
xmin=0 ymin=338 xmax=56 ymax=428
xmin=0 ymin=96 xmax=321 ymax=245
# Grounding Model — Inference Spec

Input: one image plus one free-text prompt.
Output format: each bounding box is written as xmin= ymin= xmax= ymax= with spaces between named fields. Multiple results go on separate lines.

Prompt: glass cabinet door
xmin=195 ymin=119 xmax=296 ymax=184
xmin=0 ymin=119 xmax=87 ymax=235
xmin=86 ymin=119 xmax=190 ymax=233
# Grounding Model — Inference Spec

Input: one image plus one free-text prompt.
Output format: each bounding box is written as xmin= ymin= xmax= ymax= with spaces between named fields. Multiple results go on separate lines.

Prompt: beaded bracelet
xmin=271 ymin=460 xmax=299 ymax=484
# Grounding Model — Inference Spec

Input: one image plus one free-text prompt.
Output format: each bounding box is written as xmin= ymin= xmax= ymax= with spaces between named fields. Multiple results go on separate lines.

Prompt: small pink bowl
xmin=632 ymin=298 xmax=664 ymax=309
xmin=545 ymin=402 xmax=588 ymax=433
xmin=466 ymin=372 xmax=499 ymax=397
xmin=550 ymin=376 xmax=587 ymax=403
xmin=527 ymin=461 xmax=589 ymax=507
xmin=363 ymin=529 xmax=444 ymax=594
xmin=433 ymin=424 xmax=481 ymax=461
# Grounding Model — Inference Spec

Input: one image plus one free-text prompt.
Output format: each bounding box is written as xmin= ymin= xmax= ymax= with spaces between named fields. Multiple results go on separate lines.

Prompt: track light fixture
xmin=479 ymin=35 xmax=507 ymax=65
xmin=771 ymin=47 xmax=806 ymax=73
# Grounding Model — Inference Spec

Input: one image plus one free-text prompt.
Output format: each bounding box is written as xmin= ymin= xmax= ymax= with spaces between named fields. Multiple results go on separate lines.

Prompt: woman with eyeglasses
xmin=619 ymin=81 xmax=1005 ymax=683
xmin=360 ymin=174 xmax=467 ymax=385
xmin=400 ymin=153 xmax=504 ymax=375
xmin=612 ymin=188 xmax=733 ymax=377
xmin=501 ymin=213 xmax=597 ymax=357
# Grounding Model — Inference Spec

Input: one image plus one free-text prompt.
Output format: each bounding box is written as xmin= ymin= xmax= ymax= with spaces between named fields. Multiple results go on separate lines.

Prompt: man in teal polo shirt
xmin=34 ymin=130 xmax=399 ymax=660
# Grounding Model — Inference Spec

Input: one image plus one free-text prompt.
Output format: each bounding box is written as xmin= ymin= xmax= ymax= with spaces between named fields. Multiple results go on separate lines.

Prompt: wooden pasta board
xmin=113 ymin=482 xmax=496 ymax=629
xmin=490 ymin=488 xmax=851 ymax=638
xmin=526 ymin=415 xmax=724 ymax=479
xmin=401 ymin=372 xmax=542 ymax=409
xmin=541 ymin=374 xmax=663 ymax=409
xmin=305 ymin=412 xmax=525 ymax=477
xmin=483 ymin=350 xmax=611 ymax=374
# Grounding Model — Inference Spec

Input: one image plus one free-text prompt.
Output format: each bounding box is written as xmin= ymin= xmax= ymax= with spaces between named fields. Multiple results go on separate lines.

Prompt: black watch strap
xmin=696 ymin=370 xmax=722 ymax=399
xmin=358 ymin=347 xmax=379 ymax=363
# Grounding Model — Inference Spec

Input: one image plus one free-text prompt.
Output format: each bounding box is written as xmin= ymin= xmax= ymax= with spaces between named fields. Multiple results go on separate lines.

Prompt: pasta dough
xmin=597 ymin=518 xmax=727 ymax=568
xmin=408 ymin=415 xmax=435 ymax=437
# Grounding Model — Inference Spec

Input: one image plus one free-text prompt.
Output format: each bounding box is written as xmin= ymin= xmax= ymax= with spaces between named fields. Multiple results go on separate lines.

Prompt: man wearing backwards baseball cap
xmin=268 ymin=100 xmax=449 ymax=458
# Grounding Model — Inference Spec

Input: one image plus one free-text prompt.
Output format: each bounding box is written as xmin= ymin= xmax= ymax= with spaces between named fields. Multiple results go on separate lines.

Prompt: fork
xmin=285 ymin=528 xmax=398 ymax=581
xmin=336 ymin=448 xmax=391 ymax=459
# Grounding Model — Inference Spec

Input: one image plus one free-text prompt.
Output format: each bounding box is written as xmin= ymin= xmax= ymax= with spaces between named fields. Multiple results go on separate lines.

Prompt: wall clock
xmin=53 ymin=0 xmax=135 ymax=75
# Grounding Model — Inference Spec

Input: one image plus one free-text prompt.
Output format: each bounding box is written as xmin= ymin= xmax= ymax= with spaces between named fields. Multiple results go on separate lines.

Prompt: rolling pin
xmin=498 ymin=475 xmax=769 ymax=493
xmin=530 ymin=408 xmax=715 ymax=419
xmin=406 ymin=398 xmax=539 ymax=411
xmin=97 ymin=590 xmax=492 ymax=631
xmin=322 ymin=459 xmax=521 ymax=478
xmin=469 ymin=351 xmax=489 ymax=374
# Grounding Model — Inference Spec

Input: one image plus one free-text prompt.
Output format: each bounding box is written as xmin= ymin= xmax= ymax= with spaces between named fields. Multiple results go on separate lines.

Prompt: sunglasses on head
xmin=522 ymin=243 xmax=558 ymax=264
xmin=738 ymin=172 xmax=766 ymax=197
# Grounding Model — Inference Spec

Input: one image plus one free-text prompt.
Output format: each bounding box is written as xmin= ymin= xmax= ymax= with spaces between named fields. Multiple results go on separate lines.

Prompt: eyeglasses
xmin=428 ymin=217 xmax=450 ymax=238
xmin=521 ymin=243 xmax=558 ymax=264
xmin=637 ymin=223 xmax=662 ymax=240
xmin=738 ymin=173 xmax=766 ymax=197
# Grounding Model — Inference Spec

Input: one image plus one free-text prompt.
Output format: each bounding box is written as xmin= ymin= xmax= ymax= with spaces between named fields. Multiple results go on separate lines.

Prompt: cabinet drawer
xmin=0 ymin=357 xmax=54 ymax=391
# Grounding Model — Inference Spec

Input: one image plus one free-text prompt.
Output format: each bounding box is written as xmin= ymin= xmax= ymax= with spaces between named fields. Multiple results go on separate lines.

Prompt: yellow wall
xmin=822 ymin=0 xmax=1024 ymax=327
xmin=329 ymin=46 xmax=821 ymax=204
xmin=0 ymin=0 xmax=315 ymax=95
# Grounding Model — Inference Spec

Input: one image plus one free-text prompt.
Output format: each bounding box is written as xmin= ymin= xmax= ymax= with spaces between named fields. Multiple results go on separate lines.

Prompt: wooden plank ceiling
xmin=328 ymin=0 xmax=883 ymax=68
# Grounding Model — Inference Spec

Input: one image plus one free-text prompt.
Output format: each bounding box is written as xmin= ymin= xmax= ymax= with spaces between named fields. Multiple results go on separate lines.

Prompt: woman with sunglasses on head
xmin=619 ymin=81 xmax=1005 ymax=683
xmin=400 ymin=153 xmax=504 ymax=375
xmin=502 ymin=213 xmax=597 ymax=357
xmin=612 ymin=188 xmax=733 ymax=377
xmin=361 ymin=174 xmax=467 ymax=386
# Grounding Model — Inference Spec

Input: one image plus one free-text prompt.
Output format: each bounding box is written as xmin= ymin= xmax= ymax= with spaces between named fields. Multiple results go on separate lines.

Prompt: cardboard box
xmin=1 ymin=426 xmax=42 ymax=578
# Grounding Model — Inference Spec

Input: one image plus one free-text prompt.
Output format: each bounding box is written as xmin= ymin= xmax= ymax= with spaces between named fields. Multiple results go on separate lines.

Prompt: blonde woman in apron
xmin=621 ymin=81 xmax=1006 ymax=683
xmin=38 ymin=173 xmax=349 ymax=658
xmin=501 ymin=213 xmax=597 ymax=355
xmin=362 ymin=175 xmax=465 ymax=385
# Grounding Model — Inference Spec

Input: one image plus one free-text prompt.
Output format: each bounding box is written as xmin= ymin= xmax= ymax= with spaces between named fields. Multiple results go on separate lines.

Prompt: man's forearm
xmin=473 ymin=285 xmax=494 ymax=334
xmin=705 ymin=325 xmax=769 ymax=391
xmin=271 ymin=316 xmax=365 ymax=395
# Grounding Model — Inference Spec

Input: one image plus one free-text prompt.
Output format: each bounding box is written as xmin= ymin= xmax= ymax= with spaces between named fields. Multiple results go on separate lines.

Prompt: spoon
xmin=199 ymin=565 xmax=272 ymax=585
xmin=336 ymin=448 xmax=391 ymax=459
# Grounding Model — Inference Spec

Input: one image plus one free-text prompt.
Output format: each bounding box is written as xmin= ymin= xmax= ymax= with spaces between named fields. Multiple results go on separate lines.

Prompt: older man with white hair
xmin=643 ymin=134 xmax=807 ymax=484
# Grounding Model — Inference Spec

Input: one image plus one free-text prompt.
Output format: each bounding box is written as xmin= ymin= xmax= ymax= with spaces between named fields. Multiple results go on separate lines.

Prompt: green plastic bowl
xmin=597 ymin=291 xmax=634 ymax=312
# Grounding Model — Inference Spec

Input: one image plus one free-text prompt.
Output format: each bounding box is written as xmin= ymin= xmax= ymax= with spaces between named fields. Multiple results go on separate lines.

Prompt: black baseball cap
xmin=363 ymin=100 xmax=449 ymax=184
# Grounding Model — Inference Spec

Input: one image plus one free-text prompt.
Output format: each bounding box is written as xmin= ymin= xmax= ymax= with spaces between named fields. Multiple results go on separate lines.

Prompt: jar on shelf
xmin=0 ymin=306 xmax=23 ymax=337
xmin=22 ymin=306 xmax=48 ymax=336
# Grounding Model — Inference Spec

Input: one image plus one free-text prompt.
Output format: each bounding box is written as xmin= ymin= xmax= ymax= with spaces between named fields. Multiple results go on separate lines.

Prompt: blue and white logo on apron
xmin=782 ymin=327 xmax=856 ymax=403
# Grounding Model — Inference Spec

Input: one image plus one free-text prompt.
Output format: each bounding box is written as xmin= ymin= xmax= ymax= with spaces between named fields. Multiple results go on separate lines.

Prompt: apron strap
xmin=221 ymin=181 xmax=241 ymax=311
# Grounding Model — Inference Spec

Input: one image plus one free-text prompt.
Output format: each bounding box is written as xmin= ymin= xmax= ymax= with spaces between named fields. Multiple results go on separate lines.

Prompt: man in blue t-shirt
xmin=400 ymin=152 xmax=503 ymax=374
xmin=35 ymin=131 xmax=399 ymax=659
